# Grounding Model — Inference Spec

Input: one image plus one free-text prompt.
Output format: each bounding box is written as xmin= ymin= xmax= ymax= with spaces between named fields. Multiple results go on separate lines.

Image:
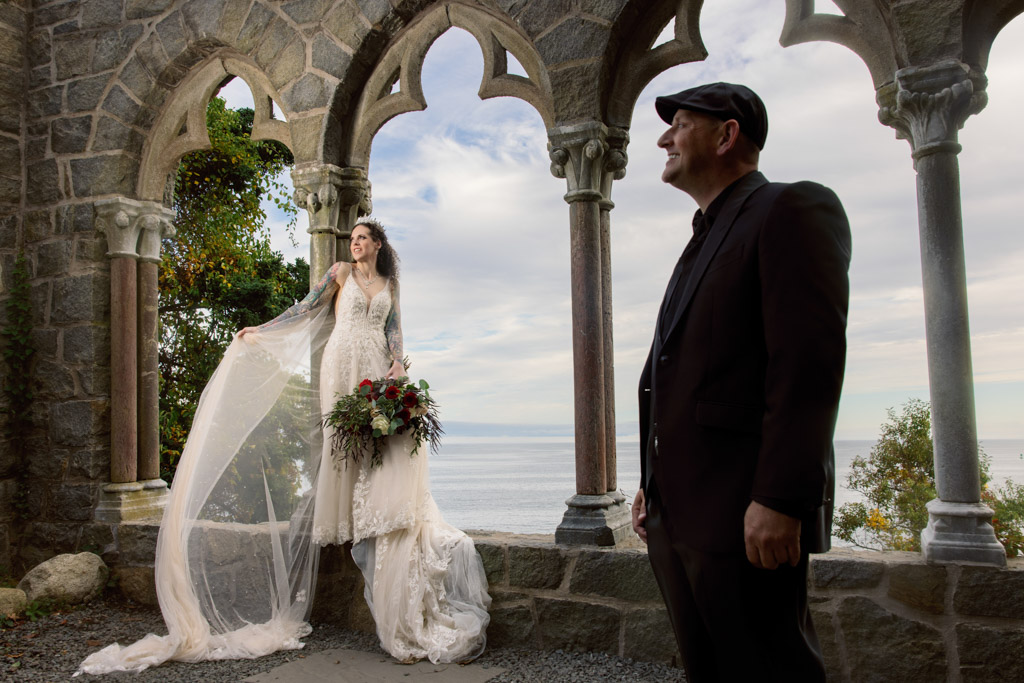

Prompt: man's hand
xmin=744 ymin=500 xmax=801 ymax=569
xmin=631 ymin=489 xmax=648 ymax=544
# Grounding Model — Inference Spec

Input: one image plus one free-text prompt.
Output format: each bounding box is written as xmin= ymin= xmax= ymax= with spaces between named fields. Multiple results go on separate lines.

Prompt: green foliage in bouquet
xmin=323 ymin=377 xmax=442 ymax=469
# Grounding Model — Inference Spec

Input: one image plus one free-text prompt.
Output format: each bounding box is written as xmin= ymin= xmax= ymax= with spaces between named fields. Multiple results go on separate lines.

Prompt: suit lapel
xmin=661 ymin=171 xmax=769 ymax=344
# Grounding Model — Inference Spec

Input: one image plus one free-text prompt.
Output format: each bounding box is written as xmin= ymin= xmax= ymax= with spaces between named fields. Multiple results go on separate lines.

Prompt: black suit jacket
xmin=639 ymin=171 xmax=851 ymax=554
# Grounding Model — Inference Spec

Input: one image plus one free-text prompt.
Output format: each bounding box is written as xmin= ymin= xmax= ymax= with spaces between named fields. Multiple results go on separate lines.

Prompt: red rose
xmin=402 ymin=392 xmax=418 ymax=408
xmin=397 ymin=408 xmax=411 ymax=424
xmin=384 ymin=385 xmax=401 ymax=400
xmin=358 ymin=379 xmax=373 ymax=389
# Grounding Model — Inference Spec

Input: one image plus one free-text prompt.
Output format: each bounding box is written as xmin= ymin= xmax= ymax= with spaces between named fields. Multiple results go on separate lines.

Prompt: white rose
xmin=371 ymin=415 xmax=391 ymax=433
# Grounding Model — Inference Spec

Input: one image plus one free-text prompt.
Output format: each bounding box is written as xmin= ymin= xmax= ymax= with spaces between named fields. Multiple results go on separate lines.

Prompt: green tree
xmin=834 ymin=398 xmax=1024 ymax=556
xmin=160 ymin=95 xmax=308 ymax=499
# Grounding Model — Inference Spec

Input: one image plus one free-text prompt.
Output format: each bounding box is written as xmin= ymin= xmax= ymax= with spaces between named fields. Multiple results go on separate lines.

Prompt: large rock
xmin=0 ymin=587 xmax=27 ymax=616
xmin=17 ymin=552 xmax=109 ymax=604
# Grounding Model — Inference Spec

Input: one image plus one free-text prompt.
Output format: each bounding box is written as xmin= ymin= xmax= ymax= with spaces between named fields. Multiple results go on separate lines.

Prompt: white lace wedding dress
xmin=77 ymin=265 xmax=489 ymax=675
xmin=312 ymin=269 xmax=490 ymax=663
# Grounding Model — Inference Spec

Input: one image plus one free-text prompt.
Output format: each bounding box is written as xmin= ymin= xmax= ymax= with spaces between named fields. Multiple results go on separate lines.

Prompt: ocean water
xmin=428 ymin=436 xmax=1024 ymax=537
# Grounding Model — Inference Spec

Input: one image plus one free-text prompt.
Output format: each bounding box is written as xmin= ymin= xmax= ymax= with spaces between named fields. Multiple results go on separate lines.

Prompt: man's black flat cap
xmin=655 ymin=82 xmax=768 ymax=150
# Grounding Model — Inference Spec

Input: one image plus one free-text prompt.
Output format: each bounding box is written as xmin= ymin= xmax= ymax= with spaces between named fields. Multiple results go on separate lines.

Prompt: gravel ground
xmin=2 ymin=594 xmax=685 ymax=683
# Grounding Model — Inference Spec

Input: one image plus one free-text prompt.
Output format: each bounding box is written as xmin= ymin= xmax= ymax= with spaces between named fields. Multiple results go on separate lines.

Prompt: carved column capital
xmin=292 ymin=163 xmax=371 ymax=236
xmin=877 ymin=60 xmax=988 ymax=161
xmin=94 ymin=198 xmax=175 ymax=260
xmin=548 ymin=122 xmax=628 ymax=205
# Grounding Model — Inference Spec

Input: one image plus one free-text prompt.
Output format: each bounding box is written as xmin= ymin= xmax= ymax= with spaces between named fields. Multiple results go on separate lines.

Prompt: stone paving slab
xmin=243 ymin=648 xmax=505 ymax=683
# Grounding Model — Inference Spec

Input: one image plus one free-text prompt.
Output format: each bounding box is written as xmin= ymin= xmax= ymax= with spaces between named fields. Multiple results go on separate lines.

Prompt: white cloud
xmin=221 ymin=10 xmax=1024 ymax=438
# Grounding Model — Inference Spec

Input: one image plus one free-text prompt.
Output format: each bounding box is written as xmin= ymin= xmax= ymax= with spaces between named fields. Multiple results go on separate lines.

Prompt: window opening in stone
xmin=505 ymin=49 xmax=527 ymax=77
xmin=158 ymin=76 xmax=306 ymax=509
xmin=364 ymin=27 xmax=577 ymax=534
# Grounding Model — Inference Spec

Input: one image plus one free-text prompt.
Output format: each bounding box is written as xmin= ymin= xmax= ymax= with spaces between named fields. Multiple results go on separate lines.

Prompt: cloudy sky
xmin=223 ymin=2 xmax=1024 ymax=440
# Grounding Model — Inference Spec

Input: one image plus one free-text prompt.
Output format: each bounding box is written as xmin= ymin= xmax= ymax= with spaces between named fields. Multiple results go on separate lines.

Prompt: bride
xmin=78 ymin=219 xmax=490 ymax=674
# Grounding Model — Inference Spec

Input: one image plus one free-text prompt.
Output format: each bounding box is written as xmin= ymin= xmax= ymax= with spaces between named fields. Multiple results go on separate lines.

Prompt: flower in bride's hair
xmin=371 ymin=415 xmax=390 ymax=433
xmin=384 ymin=385 xmax=401 ymax=400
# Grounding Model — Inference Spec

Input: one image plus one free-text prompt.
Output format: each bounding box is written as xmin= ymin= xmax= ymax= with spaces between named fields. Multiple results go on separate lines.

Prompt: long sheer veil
xmin=78 ymin=305 xmax=333 ymax=675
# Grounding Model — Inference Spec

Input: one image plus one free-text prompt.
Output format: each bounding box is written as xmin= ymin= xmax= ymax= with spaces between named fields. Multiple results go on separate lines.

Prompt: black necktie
xmin=658 ymin=212 xmax=711 ymax=338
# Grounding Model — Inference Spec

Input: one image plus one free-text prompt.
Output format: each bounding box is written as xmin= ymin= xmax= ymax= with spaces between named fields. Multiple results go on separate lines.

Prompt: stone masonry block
xmin=810 ymin=554 xmax=885 ymax=589
xmin=508 ymin=544 xmax=566 ymax=590
xmin=52 ymin=115 xmax=93 ymax=154
xmin=311 ymin=32 xmax=352 ymax=81
xmin=77 ymin=364 xmax=111 ymax=395
xmin=67 ymin=75 xmax=111 ymax=113
xmin=267 ymin=38 xmax=306 ymax=88
xmin=53 ymin=484 xmax=96 ymax=522
xmin=36 ymin=239 xmax=73 ymax=277
xmin=548 ymin=63 xmax=600 ymax=121
xmin=33 ymin=358 xmax=76 ymax=400
xmin=569 ymin=548 xmax=660 ymax=602
xmin=64 ymin=324 xmax=110 ymax=364
xmin=54 ymin=35 xmax=96 ymax=81
xmin=30 ymin=281 xmax=51 ymax=325
xmin=536 ymin=16 xmax=609 ymax=65
xmin=102 ymin=84 xmax=143 ymax=125
xmin=27 ymin=159 xmax=62 ymax=206
xmin=837 ymin=596 xmax=946 ymax=681
xmin=957 ymin=623 xmax=1024 ymax=683
xmin=0 ymin=2 xmax=27 ymax=32
xmin=474 ymin=541 xmax=505 ymax=586
xmin=954 ymin=564 xmax=1024 ymax=619
xmin=355 ymin=0 xmax=391 ymax=24
xmin=81 ymin=0 xmax=125 ymax=30
xmin=324 ymin=1 xmax=371 ymax=49
xmin=809 ymin=602 xmax=843 ymax=682
xmin=35 ymin=2 xmax=80 ymax=29
xmin=283 ymin=0 xmax=334 ymax=25
xmin=0 ymin=28 xmax=22 ymax=70
xmin=128 ymin=0 xmax=175 ymax=20
xmin=0 ymin=99 xmax=19 ymax=135
xmin=69 ymin=448 xmax=110 ymax=480
xmin=888 ymin=562 xmax=947 ymax=614
xmin=580 ymin=0 xmax=627 ymax=21
xmin=118 ymin=522 xmax=160 ymax=565
xmin=284 ymin=72 xmax=328 ymax=111
xmin=48 ymin=399 xmax=108 ymax=446
xmin=622 ymin=606 xmax=678 ymax=664
xmin=487 ymin=602 xmax=536 ymax=649
xmin=518 ymin=1 xmax=572 ymax=39
xmin=117 ymin=57 xmax=155 ymax=102
xmin=155 ymin=12 xmax=189 ymax=61
xmin=254 ymin=18 xmax=298 ymax=70
xmin=52 ymin=272 xmax=109 ymax=324
xmin=0 ymin=175 xmax=18 ymax=206
xmin=75 ymin=235 xmax=109 ymax=263
xmin=180 ymin=0 xmax=227 ymax=41
xmin=94 ymin=115 xmax=144 ymax=154
xmin=70 ymin=154 xmax=140 ymax=197
xmin=114 ymin=565 xmax=157 ymax=605
xmin=31 ymin=329 xmax=59 ymax=357
xmin=535 ymin=597 xmax=620 ymax=654
xmin=235 ymin=2 xmax=276 ymax=54
xmin=93 ymin=24 xmax=144 ymax=73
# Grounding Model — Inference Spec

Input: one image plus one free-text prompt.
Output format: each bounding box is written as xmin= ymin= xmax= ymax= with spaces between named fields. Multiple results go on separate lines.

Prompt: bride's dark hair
xmin=353 ymin=217 xmax=400 ymax=280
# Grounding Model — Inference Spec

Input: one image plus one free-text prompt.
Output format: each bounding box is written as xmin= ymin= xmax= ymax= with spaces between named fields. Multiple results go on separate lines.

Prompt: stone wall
xmin=109 ymin=526 xmax=1024 ymax=680
xmin=0 ymin=0 xmax=28 ymax=575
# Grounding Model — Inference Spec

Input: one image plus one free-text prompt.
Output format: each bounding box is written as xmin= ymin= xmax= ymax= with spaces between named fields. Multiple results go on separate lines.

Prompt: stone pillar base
xmin=921 ymin=498 xmax=1006 ymax=567
xmin=555 ymin=491 xmax=632 ymax=547
xmin=94 ymin=479 xmax=169 ymax=523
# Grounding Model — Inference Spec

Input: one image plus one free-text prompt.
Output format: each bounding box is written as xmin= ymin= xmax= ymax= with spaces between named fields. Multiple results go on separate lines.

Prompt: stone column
xmin=93 ymin=198 xmax=172 ymax=522
xmin=293 ymin=164 xmax=371 ymax=281
xmin=879 ymin=60 xmax=1005 ymax=566
xmin=134 ymin=209 xmax=174 ymax=508
xmin=600 ymin=127 xmax=628 ymax=496
xmin=549 ymin=123 xmax=631 ymax=546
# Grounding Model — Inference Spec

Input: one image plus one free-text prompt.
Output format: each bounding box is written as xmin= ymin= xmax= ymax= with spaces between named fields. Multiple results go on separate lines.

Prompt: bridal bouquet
xmin=323 ymin=377 xmax=442 ymax=468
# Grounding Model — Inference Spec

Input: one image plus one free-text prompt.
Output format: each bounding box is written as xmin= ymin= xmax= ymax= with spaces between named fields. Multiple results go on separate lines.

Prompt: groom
xmin=632 ymin=83 xmax=851 ymax=681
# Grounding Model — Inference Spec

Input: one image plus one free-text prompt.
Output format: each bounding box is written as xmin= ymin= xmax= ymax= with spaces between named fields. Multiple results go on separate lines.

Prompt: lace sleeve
xmin=385 ymin=279 xmax=403 ymax=364
xmin=258 ymin=261 xmax=343 ymax=330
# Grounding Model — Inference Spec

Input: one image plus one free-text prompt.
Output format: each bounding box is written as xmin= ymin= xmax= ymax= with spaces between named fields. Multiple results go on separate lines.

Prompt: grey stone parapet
xmin=88 ymin=525 xmax=1024 ymax=678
